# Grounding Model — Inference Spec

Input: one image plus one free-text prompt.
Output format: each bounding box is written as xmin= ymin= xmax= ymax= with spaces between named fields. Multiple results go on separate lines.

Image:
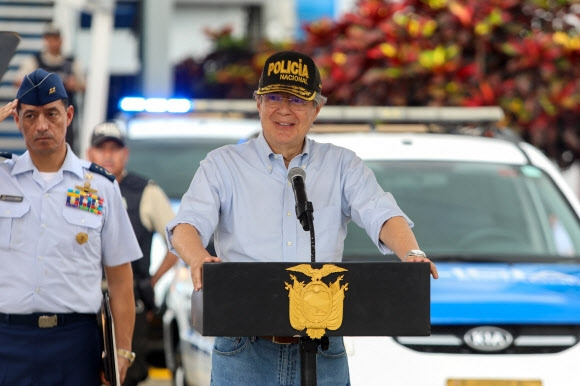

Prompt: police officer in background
xmin=87 ymin=121 xmax=179 ymax=385
xmin=0 ymin=69 xmax=141 ymax=385
xmin=14 ymin=25 xmax=86 ymax=152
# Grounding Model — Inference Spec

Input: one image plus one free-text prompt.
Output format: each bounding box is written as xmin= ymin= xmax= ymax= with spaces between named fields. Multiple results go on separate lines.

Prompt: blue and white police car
xmin=125 ymin=102 xmax=580 ymax=386
xmin=324 ymin=128 xmax=580 ymax=386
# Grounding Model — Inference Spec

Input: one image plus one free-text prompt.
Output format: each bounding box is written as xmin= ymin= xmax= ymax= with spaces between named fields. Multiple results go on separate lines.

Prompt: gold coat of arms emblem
xmin=284 ymin=264 xmax=349 ymax=339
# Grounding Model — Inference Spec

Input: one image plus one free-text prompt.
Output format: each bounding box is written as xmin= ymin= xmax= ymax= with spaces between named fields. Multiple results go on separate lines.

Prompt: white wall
xmin=75 ymin=0 xmax=296 ymax=75
xmin=76 ymin=28 xmax=140 ymax=75
xmin=170 ymin=0 xmax=296 ymax=63
xmin=170 ymin=4 xmax=248 ymax=62
xmin=336 ymin=0 xmax=357 ymax=16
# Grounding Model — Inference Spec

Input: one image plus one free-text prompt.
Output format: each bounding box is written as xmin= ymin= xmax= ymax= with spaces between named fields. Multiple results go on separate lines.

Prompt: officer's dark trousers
xmin=0 ymin=319 xmax=101 ymax=386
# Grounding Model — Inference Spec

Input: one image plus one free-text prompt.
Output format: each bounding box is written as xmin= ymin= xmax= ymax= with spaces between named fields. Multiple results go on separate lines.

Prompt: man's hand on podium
xmin=190 ymin=255 xmax=222 ymax=291
xmin=171 ymin=223 xmax=223 ymax=291
xmin=403 ymin=252 xmax=439 ymax=279
xmin=379 ymin=216 xmax=439 ymax=279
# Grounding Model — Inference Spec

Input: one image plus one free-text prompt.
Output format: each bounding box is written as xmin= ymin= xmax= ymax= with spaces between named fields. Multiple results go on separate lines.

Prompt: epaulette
xmin=89 ymin=163 xmax=115 ymax=182
xmin=0 ymin=152 xmax=13 ymax=159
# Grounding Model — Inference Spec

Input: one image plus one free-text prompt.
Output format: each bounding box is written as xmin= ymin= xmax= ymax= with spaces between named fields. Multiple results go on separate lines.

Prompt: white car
xmin=314 ymin=131 xmax=580 ymax=386
xmin=127 ymin=106 xmax=580 ymax=386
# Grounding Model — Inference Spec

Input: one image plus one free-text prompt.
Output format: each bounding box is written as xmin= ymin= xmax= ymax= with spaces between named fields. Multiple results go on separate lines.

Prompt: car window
xmin=343 ymin=161 xmax=580 ymax=261
xmin=126 ymin=137 xmax=233 ymax=199
xmin=124 ymin=117 xmax=260 ymax=199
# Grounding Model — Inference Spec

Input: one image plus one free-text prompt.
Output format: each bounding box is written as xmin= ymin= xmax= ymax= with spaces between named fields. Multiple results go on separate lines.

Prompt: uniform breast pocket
xmin=0 ymin=200 xmax=30 ymax=248
xmin=62 ymin=206 xmax=103 ymax=258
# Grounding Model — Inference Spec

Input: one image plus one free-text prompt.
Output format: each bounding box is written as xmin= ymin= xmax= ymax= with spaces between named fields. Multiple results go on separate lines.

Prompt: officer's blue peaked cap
xmin=16 ymin=68 xmax=67 ymax=106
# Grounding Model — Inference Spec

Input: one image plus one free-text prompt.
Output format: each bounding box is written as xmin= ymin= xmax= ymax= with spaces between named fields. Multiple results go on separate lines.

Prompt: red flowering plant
xmin=173 ymin=26 xmax=288 ymax=99
xmin=176 ymin=1 xmax=580 ymax=165
xmin=294 ymin=0 xmax=580 ymax=165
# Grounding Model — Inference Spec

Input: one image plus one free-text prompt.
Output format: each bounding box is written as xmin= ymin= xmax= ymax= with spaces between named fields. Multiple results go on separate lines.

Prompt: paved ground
xmin=138 ymin=316 xmax=173 ymax=386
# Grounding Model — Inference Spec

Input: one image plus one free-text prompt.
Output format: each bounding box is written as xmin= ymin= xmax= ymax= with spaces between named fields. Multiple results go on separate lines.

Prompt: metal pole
xmin=300 ymin=337 xmax=319 ymax=386
xmin=80 ymin=0 xmax=115 ymax=157
xmin=142 ymin=0 xmax=173 ymax=98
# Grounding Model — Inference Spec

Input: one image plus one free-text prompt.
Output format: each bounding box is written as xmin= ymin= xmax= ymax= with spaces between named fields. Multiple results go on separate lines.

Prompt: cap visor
xmin=256 ymin=84 xmax=315 ymax=101
xmin=92 ymin=137 xmax=125 ymax=147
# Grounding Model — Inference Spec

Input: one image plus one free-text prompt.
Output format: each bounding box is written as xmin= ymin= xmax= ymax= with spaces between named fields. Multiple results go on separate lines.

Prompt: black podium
xmin=0 ymin=32 xmax=20 ymax=81
xmin=190 ymin=261 xmax=430 ymax=383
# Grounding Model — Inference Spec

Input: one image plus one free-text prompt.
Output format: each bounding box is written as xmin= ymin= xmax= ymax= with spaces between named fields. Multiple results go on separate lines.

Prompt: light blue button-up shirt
xmin=167 ymin=132 xmax=412 ymax=263
xmin=0 ymin=147 xmax=142 ymax=313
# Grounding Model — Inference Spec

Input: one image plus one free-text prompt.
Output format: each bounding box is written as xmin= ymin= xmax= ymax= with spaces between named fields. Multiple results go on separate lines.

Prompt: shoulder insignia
xmin=0 ymin=152 xmax=13 ymax=159
xmin=89 ymin=163 xmax=115 ymax=182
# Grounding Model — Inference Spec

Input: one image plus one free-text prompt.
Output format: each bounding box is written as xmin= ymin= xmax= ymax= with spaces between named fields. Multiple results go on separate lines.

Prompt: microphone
xmin=288 ymin=167 xmax=310 ymax=231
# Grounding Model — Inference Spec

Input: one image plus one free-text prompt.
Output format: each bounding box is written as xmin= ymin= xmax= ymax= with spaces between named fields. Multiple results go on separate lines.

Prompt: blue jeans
xmin=210 ymin=336 xmax=350 ymax=385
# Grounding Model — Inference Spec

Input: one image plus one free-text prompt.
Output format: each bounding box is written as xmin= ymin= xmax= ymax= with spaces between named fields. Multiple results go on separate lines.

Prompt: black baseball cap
xmin=90 ymin=121 xmax=126 ymax=147
xmin=255 ymin=51 xmax=322 ymax=101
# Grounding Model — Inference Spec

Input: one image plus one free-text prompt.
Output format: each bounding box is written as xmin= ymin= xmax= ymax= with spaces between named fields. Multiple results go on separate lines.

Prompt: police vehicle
xmin=123 ymin=100 xmax=580 ymax=386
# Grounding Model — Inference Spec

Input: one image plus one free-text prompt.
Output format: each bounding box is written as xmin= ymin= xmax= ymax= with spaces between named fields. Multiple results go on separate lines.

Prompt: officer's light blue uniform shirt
xmin=0 ymin=146 xmax=142 ymax=313
xmin=167 ymin=132 xmax=412 ymax=262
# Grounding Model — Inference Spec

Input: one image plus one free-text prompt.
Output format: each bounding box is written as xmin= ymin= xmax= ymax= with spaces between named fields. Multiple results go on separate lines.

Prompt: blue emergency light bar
xmin=119 ymin=97 xmax=192 ymax=113
xmin=119 ymin=97 xmax=505 ymax=125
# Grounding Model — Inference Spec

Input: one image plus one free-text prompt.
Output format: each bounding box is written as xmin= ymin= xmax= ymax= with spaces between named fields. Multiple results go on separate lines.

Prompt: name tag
xmin=0 ymin=194 xmax=23 ymax=202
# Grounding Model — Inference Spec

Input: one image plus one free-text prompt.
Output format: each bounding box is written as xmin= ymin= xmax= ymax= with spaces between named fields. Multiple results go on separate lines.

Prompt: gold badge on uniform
xmin=76 ymin=173 xmax=97 ymax=195
xmin=76 ymin=232 xmax=88 ymax=245
xmin=284 ymin=264 xmax=349 ymax=339
xmin=66 ymin=173 xmax=104 ymax=215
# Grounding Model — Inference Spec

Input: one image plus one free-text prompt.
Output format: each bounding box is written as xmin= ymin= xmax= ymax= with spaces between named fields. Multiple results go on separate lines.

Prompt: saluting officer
xmin=0 ymin=69 xmax=142 ymax=385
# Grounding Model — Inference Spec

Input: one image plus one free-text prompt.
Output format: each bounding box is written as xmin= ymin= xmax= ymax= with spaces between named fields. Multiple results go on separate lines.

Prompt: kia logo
xmin=464 ymin=326 xmax=513 ymax=352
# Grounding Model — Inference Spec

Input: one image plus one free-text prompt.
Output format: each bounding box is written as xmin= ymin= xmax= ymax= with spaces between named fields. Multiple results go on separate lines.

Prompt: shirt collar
xmin=12 ymin=144 xmax=83 ymax=179
xmin=255 ymin=131 xmax=311 ymax=173
xmin=256 ymin=131 xmax=273 ymax=161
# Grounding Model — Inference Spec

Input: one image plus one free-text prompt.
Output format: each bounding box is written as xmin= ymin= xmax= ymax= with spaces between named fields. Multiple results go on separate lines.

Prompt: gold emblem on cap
xmin=49 ymin=86 xmax=56 ymax=95
xmin=284 ymin=264 xmax=349 ymax=339
xmin=76 ymin=232 xmax=88 ymax=244
xmin=267 ymin=59 xmax=309 ymax=78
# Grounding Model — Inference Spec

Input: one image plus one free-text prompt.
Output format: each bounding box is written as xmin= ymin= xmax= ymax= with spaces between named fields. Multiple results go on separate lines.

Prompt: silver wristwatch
xmin=403 ymin=249 xmax=426 ymax=261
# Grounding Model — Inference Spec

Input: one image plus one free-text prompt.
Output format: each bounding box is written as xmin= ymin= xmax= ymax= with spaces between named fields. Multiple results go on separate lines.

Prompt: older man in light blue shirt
xmin=167 ymin=51 xmax=438 ymax=386
xmin=169 ymin=131 xmax=411 ymax=264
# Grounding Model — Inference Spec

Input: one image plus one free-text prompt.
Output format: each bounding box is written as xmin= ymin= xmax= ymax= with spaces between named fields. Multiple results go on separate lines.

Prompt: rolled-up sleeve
xmin=166 ymin=156 xmax=221 ymax=256
xmin=342 ymin=151 xmax=413 ymax=254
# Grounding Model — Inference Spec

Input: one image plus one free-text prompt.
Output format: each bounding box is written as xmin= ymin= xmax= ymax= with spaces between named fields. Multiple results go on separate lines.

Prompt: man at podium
xmin=166 ymin=51 xmax=438 ymax=385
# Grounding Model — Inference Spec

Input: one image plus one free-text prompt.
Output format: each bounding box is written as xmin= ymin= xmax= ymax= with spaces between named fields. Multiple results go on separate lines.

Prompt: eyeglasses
xmin=262 ymin=94 xmax=312 ymax=110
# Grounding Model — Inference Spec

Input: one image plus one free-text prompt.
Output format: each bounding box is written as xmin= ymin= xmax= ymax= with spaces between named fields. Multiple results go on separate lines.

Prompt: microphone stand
xmin=302 ymin=201 xmax=315 ymax=263
xmin=297 ymin=200 xmax=328 ymax=386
